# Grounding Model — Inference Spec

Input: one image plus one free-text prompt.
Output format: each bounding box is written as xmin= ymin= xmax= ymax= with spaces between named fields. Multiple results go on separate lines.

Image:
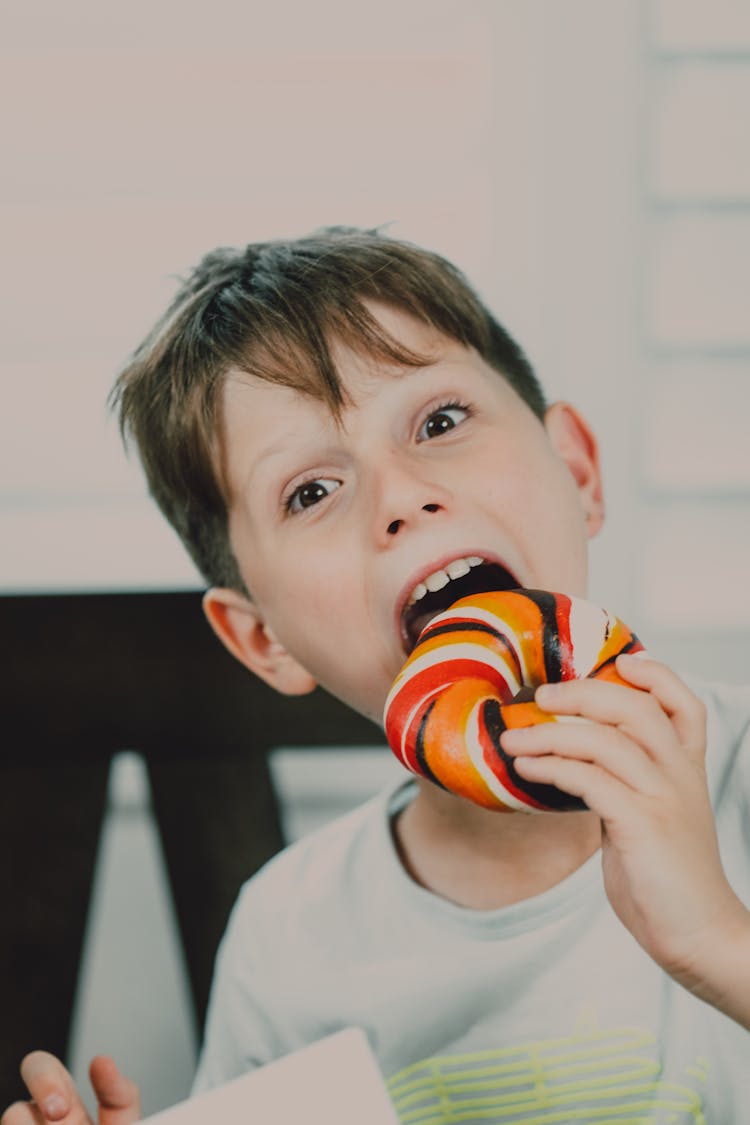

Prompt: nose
xmin=372 ymin=455 xmax=450 ymax=546
xmin=387 ymin=504 xmax=441 ymax=537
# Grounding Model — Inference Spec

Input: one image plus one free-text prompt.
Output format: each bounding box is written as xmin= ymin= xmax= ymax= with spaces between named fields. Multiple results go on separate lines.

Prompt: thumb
xmin=87 ymin=1059 xmax=140 ymax=1125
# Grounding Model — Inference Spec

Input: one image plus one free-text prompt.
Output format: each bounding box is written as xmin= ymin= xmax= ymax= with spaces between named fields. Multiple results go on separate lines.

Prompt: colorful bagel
xmin=383 ymin=589 xmax=644 ymax=812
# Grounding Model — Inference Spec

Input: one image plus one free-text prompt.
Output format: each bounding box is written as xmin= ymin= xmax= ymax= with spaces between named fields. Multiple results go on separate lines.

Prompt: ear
xmin=543 ymin=402 xmax=605 ymax=538
xmin=202 ymin=587 xmax=318 ymax=696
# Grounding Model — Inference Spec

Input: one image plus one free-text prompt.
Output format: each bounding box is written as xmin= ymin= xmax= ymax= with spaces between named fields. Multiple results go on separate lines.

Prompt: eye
xmin=418 ymin=402 xmax=470 ymax=441
xmin=285 ymin=477 xmax=341 ymax=514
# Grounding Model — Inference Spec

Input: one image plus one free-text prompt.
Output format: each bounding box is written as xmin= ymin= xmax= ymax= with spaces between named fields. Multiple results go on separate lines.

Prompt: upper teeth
xmin=408 ymin=556 xmax=484 ymax=606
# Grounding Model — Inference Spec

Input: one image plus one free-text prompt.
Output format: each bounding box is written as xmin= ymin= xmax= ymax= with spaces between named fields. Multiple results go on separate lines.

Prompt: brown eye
xmin=419 ymin=404 xmax=468 ymax=441
xmin=298 ymin=482 xmax=327 ymax=507
xmin=287 ymin=478 xmax=340 ymax=514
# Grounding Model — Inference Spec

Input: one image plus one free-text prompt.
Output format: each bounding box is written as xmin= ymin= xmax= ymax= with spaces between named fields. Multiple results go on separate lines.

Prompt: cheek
xmin=480 ymin=460 xmax=542 ymax=516
xmin=471 ymin=446 xmax=525 ymax=499
xmin=299 ymin=581 xmax=345 ymax=625
xmin=258 ymin=558 xmax=361 ymax=651
xmin=526 ymin=445 xmax=586 ymax=518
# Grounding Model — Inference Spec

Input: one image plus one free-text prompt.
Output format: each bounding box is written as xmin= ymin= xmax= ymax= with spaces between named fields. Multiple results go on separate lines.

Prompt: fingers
xmin=510 ymin=753 xmax=628 ymax=821
xmin=88 ymin=1058 xmax=141 ymax=1125
xmin=528 ymin=656 xmax=702 ymax=765
xmin=1 ymin=1054 xmax=140 ymax=1125
xmin=615 ymin=653 xmax=707 ymax=759
xmin=1 ymin=1102 xmax=47 ymax=1125
xmin=502 ymin=718 xmax=662 ymax=797
xmin=499 ymin=658 xmax=708 ymax=819
xmin=15 ymin=1054 xmax=82 ymax=1124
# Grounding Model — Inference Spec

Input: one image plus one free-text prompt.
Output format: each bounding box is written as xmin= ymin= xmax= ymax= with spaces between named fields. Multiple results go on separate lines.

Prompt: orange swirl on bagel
xmin=383 ymin=589 xmax=644 ymax=812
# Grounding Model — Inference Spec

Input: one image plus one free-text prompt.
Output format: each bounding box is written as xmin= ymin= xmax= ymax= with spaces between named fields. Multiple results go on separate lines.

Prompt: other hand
xmin=1 ymin=1053 xmax=140 ymax=1125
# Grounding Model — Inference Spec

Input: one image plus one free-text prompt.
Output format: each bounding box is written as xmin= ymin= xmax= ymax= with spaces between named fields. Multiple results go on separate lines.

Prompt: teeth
xmin=446 ymin=558 xmax=471 ymax=580
xmin=424 ymin=571 xmax=450 ymax=593
xmin=407 ymin=555 xmax=486 ymax=606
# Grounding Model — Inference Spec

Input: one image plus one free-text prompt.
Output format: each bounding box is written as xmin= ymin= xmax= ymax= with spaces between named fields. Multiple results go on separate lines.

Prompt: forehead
xmin=218 ymin=307 xmax=447 ymax=437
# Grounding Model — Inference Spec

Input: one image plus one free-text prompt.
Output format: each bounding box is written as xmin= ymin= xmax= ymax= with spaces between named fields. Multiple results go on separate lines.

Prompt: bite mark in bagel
xmin=401 ymin=560 xmax=519 ymax=653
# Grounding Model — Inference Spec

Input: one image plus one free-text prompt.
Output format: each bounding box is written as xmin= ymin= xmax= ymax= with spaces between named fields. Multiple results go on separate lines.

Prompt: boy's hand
xmin=1 ymin=1053 xmax=140 ymax=1125
xmin=500 ymin=655 xmax=750 ymax=1011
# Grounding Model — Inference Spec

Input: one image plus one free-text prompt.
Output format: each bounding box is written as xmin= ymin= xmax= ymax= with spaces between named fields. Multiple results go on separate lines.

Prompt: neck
xmin=392 ymin=781 xmax=602 ymax=910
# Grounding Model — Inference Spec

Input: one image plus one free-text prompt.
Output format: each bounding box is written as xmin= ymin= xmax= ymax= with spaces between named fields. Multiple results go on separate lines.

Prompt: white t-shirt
xmin=193 ymin=680 xmax=750 ymax=1121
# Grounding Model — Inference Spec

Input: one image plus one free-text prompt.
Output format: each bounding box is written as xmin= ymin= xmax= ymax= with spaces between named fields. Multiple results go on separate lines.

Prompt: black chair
xmin=0 ymin=590 xmax=381 ymax=1106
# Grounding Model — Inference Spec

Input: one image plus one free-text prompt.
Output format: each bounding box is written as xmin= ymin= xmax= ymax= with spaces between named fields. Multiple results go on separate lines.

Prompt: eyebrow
xmin=240 ymin=424 xmax=346 ymax=505
xmin=241 ymin=434 xmax=305 ymax=490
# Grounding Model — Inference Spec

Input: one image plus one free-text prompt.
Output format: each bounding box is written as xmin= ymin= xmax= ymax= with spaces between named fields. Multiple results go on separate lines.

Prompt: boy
xmin=5 ymin=228 xmax=750 ymax=1124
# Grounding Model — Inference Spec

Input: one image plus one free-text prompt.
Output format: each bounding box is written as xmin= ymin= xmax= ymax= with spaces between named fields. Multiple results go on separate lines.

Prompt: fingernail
xmin=43 ymin=1093 xmax=68 ymax=1120
xmin=535 ymin=683 xmax=559 ymax=704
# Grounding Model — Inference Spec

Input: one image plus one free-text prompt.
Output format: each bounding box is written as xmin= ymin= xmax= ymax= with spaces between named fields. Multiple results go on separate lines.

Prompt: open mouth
xmin=400 ymin=557 xmax=521 ymax=653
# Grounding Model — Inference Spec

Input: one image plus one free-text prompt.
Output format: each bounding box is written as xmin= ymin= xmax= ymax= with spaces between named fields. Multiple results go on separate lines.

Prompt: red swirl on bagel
xmin=383 ymin=589 xmax=644 ymax=812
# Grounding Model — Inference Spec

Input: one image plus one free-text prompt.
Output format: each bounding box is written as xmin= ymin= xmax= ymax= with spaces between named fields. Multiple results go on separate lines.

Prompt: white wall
xmin=1 ymin=0 xmax=548 ymax=591
xmin=636 ymin=1 xmax=750 ymax=676
xmin=3 ymin=0 xmax=749 ymax=1115
xmin=5 ymin=0 xmax=748 ymax=680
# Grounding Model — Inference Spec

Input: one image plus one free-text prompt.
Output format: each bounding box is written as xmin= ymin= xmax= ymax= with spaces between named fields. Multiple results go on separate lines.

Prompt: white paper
xmin=139 ymin=1028 xmax=399 ymax=1125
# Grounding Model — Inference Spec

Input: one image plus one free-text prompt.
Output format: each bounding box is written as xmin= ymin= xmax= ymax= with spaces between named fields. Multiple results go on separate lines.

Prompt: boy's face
xmin=207 ymin=305 xmax=604 ymax=723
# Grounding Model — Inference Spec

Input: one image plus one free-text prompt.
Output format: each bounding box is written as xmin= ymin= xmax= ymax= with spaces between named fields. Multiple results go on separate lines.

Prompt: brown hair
xmin=111 ymin=226 xmax=546 ymax=592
